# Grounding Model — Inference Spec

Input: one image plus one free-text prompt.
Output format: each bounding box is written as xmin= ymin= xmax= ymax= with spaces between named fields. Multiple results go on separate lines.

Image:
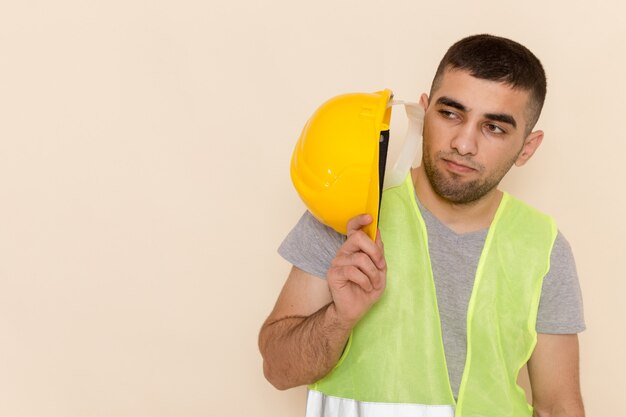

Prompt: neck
xmin=411 ymin=166 xmax=503 ymax=234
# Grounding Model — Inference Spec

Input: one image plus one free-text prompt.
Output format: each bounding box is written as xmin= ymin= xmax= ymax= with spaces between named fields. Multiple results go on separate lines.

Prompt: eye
xmin=484 ymin=123 xmax=506 ymax=134
xmin=438 ymin=109 xmax=459 ymax=120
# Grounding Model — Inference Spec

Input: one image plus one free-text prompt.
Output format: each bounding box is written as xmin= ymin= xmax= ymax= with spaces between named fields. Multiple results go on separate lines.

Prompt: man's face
xmin=421 ymin=69 xmax=536 ymax=204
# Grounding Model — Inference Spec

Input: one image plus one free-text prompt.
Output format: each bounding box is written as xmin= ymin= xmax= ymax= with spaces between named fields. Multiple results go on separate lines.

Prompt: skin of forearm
xmin=533 ymin=401 xmax=585 ymax=417
xmin=259 ymin=303 xmax=353 ymax=390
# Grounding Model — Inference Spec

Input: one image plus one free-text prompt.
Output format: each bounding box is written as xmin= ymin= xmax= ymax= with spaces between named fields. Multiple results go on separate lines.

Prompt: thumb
xmin=346 ymin=214 xmax=372 ymax=237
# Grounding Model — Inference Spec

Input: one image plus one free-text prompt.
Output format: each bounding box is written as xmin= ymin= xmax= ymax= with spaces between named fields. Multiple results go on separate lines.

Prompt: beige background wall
xmin=0 ymin=1 xmax=624 ymax=416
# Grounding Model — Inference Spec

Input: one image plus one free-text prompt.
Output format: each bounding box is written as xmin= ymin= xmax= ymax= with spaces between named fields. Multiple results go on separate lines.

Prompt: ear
xmin=419 ymin=93 xmax=429 ymax=111
xmin=515 ymin=130 xmax=544 ymax=167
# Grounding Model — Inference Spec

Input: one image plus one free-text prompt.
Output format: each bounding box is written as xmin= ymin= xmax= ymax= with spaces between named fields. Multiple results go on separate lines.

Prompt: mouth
xmin=441 ymin=157 xmax=478 ymax=174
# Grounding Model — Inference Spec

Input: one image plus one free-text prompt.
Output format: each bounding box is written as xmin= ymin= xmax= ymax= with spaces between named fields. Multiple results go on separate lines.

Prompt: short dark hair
xmin=431 ymin=34 xmax=547 ymax=132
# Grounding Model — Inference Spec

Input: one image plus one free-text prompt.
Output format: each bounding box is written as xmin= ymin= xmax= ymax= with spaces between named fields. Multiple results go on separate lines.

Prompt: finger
xmin=375 ymin=229 xmax=384 ymax=251
xmin=338 ymin=232 xmax=386 ymax=271
xmin=332 ymin=252 xmax=379 ymax=284
xmin=346 ymin=214 xmax=372 ymax=237
xmin=329 ymin=265 xmax=374 ymax=292
xmin=332 ymin=250 xmax=386 ymax=291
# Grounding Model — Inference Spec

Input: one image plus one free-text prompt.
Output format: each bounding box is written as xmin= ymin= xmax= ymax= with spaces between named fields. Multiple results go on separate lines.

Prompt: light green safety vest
xmin=306 ymin=176 xmax=557 ymax=417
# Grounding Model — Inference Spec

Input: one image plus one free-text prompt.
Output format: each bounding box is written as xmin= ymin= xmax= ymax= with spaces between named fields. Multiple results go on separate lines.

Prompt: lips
xmin=442 ymin=157 xmax=478 ymax=173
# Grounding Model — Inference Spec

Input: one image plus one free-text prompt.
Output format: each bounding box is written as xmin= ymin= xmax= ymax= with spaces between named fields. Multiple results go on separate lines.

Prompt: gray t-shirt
xmin=278 ymin=198 xmax=585 ymax=398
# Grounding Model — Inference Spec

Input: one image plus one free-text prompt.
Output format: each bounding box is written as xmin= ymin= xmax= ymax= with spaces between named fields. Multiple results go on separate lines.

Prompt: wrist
xmin=325 ymin=302 xmax=358 ymax=332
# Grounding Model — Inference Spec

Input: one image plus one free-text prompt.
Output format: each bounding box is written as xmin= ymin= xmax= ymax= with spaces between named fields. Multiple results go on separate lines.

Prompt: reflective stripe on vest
xmin=308 ymin=175 xmax=557 ymax=417
xmin=306 ymin=390 xmax=454 ymax=417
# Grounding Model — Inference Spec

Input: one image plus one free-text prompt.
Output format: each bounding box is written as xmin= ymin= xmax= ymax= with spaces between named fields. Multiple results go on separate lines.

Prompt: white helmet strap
xmin=383 ymin=100 xmax=425 ymax=190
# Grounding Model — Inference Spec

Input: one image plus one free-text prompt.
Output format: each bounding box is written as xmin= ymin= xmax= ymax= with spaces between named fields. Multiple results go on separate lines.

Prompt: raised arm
xmin=258 ymin=214 xmax=387 ymax=390
xmin=528 ymin=333 xmax=585 ymax=417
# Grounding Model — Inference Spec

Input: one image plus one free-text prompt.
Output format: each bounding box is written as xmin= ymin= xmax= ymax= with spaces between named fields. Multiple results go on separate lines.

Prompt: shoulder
xmin=537 ymin=230 xmax=586 ymax=334
xmin=503 ymin=193 xmax=555 ymax=225
xmin=548 ymin=231 xmax=578 ymax=282
xmin=499 ymin=194 xmax=557 ymax=249
xmin=277 ymin=211 xmax=346 ymax=278
xmin=282 ymin=211 xmax=346 ymax=248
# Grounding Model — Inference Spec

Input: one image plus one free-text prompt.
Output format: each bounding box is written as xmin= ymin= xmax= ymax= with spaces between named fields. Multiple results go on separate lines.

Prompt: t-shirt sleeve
xmin=278 ymin=211 xmax=346 ymax=279
xmin=536 ymin=231 xmax=586 ymax=334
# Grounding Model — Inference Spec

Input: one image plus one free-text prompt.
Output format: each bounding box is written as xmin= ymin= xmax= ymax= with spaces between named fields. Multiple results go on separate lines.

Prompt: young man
xmin=259 ymin=34 xmax=585 ymax=417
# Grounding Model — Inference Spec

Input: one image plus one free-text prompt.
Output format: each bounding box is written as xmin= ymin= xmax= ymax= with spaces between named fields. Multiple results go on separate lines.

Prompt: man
xmin=259 ymin=34 xmax=585 ymax=417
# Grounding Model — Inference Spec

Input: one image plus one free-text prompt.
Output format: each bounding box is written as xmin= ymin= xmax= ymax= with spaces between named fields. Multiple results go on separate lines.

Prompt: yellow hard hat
xmin=290 ymin=89 xmax=393 ymax=240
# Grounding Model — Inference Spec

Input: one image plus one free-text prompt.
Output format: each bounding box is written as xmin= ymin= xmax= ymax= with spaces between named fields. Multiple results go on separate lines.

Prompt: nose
xmin=450 ymin=124 xmax=478 ymax=156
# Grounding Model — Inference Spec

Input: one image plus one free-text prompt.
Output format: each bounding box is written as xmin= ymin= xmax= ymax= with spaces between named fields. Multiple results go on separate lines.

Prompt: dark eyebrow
xmin=436 ymin=96 xmax=467 ymax=112
xmin=484 ymin=113 xmax=517 ymax=129
xmin=436 ymin=96 xmax=518 ymax=130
